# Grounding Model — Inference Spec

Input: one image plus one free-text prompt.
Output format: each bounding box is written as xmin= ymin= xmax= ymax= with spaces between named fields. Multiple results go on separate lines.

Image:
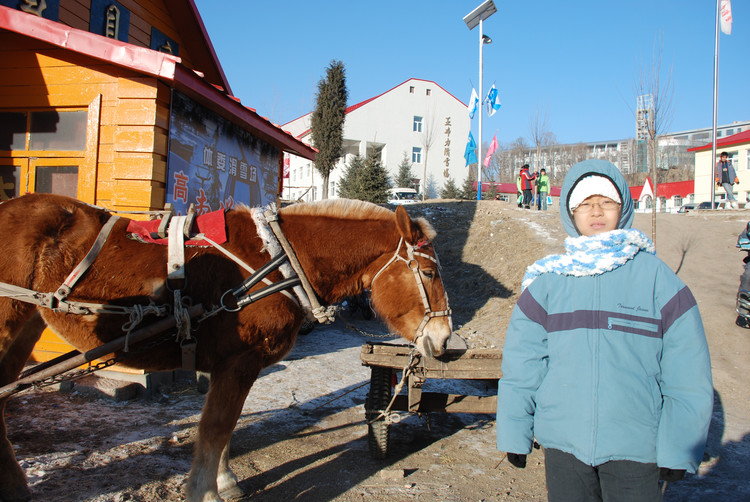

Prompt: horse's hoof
xmin=220 ymin=484 xmax=246 ymax=501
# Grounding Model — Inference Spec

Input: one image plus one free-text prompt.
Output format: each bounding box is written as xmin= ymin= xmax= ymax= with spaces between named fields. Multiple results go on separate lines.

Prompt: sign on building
xmin=166 ymin=91 xmax=279 ymax=214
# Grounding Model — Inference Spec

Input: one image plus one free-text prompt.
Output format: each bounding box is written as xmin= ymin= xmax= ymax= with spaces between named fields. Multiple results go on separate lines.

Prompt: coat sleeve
xmin=496 ymin=286 xmax=549 ymax=454
xmin=656 ymin=286 xmax=713 ymax=472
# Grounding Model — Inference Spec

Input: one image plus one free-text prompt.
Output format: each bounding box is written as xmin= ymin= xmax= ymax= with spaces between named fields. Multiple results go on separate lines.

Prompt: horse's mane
xmin=279 ymin=199 xmax=393 ymax=220
xmin=279 ymin=199 xmax=436 ymax=240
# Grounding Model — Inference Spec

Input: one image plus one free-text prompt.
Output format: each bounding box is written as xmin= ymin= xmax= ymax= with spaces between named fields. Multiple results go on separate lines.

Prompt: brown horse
xmin=0 ymin=193 xmax=452 ymax=502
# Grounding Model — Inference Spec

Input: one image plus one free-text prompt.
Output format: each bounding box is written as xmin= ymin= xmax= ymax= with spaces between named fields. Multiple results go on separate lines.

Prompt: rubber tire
xmin=366 ymin=366 xmax=393 ymax=459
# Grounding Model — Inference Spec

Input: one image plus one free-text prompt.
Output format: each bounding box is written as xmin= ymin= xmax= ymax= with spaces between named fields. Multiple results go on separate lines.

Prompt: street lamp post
xmin=464 ymin=0 xmax=496 ymax=201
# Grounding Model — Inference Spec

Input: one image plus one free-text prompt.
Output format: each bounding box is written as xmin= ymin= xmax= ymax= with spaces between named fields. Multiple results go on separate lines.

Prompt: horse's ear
xmin=395 ymin=205 xmax=417 ymax=244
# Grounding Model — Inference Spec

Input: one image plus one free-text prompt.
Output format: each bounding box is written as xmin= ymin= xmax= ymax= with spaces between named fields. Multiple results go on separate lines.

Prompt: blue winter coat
xmin=496 ymin=160 xmax=713 ymax=472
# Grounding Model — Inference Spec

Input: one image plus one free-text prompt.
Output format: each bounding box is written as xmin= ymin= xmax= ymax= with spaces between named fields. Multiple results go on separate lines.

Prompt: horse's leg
xmin=185 ymin=358 xmax=260 ymax=502
xmin=0 ymin=309 xmax=45 ymax=502
xmin=216 ymin=439 xmax=242 ymax=498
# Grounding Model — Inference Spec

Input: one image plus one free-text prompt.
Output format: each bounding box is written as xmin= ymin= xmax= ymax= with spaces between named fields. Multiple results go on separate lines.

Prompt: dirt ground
xmin=5 ymin=200 xmax=750 ymax=501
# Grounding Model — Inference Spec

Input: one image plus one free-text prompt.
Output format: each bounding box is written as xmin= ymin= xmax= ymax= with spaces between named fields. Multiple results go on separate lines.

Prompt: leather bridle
xmin=371 ymin=238 xmax=452 ymax=344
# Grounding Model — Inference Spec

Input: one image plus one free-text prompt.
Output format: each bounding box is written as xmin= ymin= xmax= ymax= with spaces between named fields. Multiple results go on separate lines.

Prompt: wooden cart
xmin=360 ymin=341 xmax=502 ymax=459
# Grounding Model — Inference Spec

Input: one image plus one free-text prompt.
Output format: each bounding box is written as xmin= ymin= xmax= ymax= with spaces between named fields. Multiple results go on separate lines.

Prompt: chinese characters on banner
xmin=443 ymin=117 xmax=452 ymax=177
xmin=166 ymin=92 xmax=279 ymax=215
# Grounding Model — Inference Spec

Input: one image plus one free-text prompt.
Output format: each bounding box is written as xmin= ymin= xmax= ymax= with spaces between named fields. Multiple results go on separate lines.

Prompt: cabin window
xmin=34 ymin=165 xmax=78 ymax=198
xmin=1 ymin=111 xmax=87 ymax=151
xmin=0 ymin=165 xmax=21 ymax=200
xmin=29 ymin=111 xmax=87 ymax=151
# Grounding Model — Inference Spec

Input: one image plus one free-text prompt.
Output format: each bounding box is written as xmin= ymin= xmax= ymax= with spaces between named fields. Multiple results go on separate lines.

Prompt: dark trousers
xmin=522 ymin=189 xmax=532 ymax=207
xmin=544 ymin=448 xmax=661 ymax=502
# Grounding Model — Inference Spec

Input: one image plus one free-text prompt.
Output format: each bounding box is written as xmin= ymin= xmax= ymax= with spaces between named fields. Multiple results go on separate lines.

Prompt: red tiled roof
xmin=0 ymin=6 xmax=316 ymax=160
xmin=687 ymin=129 xmax=750 ymax=152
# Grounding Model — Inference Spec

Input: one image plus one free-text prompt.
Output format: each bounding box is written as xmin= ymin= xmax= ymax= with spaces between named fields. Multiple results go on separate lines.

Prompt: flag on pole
xmin=468 ymin=88 xmax=479 ymax=119
xmin=484 ymin=134 xmax=498 ymax=167
xmin=485 ymin=85 xmax=502 ymax=117
xmin=283 ymin=154 xmax=290 ymax=179
xmin=464 ymin=132 xmax=478 ymax=167
xmin=720 ymin=0 xmax=732 ymax=35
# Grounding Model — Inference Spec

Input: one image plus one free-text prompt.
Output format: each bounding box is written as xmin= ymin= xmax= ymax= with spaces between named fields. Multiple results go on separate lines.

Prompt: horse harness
xmin=371 ymin=237 xmax=452 ymax=347
xmin=0 ymin=208 xmax=307 ymax=398
xmin=0 ymin=206 xmax=449 ymax=398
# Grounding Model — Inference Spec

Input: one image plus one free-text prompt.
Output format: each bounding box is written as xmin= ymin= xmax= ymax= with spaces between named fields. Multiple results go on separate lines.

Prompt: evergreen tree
xmin=338 ymin=154 xmax=391 ymax=203
xmin=394 ymin=152 xmax=415 ymax=189
xmin=310 ymin=60 xmax=348 ymax=199
xmin=440 ymin=178 xmax=462 ymax=199
xmin=461 ymin=177 xmax=477 ymax=200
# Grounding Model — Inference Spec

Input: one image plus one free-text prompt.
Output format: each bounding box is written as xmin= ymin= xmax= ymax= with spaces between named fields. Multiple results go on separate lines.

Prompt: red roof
xmin=0 ymin=6 xmax=316 ymax=160
xmin=283 ymin=78 xmax=466 ymax=138
xmin=687 ymin=129 xmax=750 ymax=152
xmin=631 ymin=178 xmax=693 ymax=200
xmin=656 ymin=179 xmax=693 ymax=198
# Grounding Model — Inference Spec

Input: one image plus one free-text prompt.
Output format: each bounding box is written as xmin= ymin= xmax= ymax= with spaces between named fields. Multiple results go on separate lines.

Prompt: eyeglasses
xmin=573 ymin=199 xmax=621 ymax=214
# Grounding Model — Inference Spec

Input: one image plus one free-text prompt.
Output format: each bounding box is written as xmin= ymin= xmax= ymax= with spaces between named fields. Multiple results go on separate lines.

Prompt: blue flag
xmin=468 ymin=88 xmax=479 ymax=119
xmin=486 ymin=84 xmax=501 ymax=117
xmin=464 ymin=132 xmax=478 ymax=167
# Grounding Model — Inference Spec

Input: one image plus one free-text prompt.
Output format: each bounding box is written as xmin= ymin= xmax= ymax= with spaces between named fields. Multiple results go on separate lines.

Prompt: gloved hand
xmin=507 ymin=452 xmax=527 ymax=469
xmin=735 ymin=177 xmax=740 ymax=184
xmin=659 ymin=468 xmax=686 ymax=482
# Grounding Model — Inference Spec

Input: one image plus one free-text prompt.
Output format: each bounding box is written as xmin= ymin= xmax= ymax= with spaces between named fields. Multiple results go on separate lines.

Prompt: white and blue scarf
xmin=522 ymin=229 xmax=656 ymax=290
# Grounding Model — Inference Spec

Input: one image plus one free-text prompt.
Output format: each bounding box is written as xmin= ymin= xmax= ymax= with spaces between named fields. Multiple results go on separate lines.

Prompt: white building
xmin=281 ymin=78 xmax=470 ymax=201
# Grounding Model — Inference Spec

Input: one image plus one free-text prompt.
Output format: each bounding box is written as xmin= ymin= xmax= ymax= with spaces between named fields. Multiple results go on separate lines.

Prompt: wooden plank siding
xmin=58 ymin=0 xmax=90 ymax=32
xmin=0 ymin=0 xmax=226 ymax=369
xmin=0 ymin=31 xmax=167 ymax=210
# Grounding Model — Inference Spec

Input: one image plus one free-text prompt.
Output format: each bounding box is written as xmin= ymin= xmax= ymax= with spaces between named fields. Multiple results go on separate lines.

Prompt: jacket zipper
xmin=589 ymin=275 xmax=599 ymax=464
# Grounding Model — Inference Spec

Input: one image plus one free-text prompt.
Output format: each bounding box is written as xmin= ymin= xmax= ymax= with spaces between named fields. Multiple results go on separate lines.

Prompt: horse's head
xmin=368 ymin=205 xmax=453 ymax=358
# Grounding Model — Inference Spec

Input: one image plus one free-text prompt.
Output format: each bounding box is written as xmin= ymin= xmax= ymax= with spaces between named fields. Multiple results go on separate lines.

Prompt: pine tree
xmin=440 ymin=178 xmax=462 ymax=199
xmin=394 ymin=152 xmax=415 ymax=189
xmin=461 ymin=177 xmax=477 ymax=200
xmin=310 ymin=60 xmax=348 ymax=199
xmin=337 ymin=154 xmax=390 ymax=203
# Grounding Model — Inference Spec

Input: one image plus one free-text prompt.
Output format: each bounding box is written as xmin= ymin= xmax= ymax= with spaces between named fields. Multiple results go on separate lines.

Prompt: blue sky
xmin=194 ymin=0 xmax=748 ymax=147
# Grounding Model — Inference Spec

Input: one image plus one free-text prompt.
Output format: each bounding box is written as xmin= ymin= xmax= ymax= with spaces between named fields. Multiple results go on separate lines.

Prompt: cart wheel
xmin=365 ymin=366 xmax=393 ymax=459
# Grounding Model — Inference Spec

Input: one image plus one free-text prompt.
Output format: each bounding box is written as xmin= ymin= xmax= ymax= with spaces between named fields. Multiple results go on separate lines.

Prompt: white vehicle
xmin=387 ymin=188 xmax=420 ymax=205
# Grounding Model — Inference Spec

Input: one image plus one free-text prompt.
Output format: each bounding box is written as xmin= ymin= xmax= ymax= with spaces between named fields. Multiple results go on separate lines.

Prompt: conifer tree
xmin=310 ymin=60 xmax=348 ymax=199
xmin=394 ymin=152 xmax=415 ymax=189
xmin=461 ymin=177 xmax=477 ymax=200
xmin=440 ymin=178 xmax=462 ymax=199
xmin=337 ymin=154 xmax=391 ymax=203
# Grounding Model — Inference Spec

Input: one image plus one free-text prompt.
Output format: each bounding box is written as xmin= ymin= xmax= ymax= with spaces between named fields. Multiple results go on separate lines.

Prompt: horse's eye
xmin=421 ymin=269 xmax=435 ymax=280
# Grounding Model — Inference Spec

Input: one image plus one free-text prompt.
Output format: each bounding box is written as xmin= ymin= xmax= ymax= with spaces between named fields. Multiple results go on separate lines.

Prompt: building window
xmin=412 ymin=147 xmax=422 ymax=163
xmin=413 ymin=116 xmax=423 ymax=133
xmin=426 ymin=88 xmax=431 ymax=96
xmin=409 ymin=86 xmax=415 ymax=94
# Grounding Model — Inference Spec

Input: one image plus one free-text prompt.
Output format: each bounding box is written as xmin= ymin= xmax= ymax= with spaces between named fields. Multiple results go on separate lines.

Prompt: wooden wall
xmin=55 ymin=0 xmax=196 ymax=70
xmin=0 ymin=30 xmax=170 ymax=210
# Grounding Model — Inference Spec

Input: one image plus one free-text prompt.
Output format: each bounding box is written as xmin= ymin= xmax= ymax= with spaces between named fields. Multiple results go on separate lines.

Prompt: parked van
xmin=387 ymin=188 xmax=420 ymax=205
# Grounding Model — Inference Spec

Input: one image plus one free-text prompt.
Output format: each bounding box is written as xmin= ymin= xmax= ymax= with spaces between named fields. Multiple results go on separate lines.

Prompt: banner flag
xmin=464 ymin=132 xmax=478 ymax=167
xmin=485 ymin=85 xmax=502 ymax=117
xmin=720 ymin=0 xmax=732 ymax=35
xmin=468 ymin=88 xmax=479 ymax=119
xmin=484 ymin=134 xmax=498 ymax=167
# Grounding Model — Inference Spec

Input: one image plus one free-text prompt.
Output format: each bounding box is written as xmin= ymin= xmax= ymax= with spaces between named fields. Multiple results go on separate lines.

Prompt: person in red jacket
xmin=519 ymin=164 xmax=538 ymax=209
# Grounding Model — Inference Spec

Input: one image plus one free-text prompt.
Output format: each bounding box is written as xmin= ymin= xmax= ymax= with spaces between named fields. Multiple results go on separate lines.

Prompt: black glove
xmin=507 ymin=453 xmax=527 ymax=469
xmin=659 ymin=468 xmax=686 ymax=482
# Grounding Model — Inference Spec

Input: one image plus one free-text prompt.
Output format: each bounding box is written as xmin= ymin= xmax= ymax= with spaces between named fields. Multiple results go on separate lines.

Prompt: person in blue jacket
xmin=496 ymin=159 xmax=713 ymax=502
